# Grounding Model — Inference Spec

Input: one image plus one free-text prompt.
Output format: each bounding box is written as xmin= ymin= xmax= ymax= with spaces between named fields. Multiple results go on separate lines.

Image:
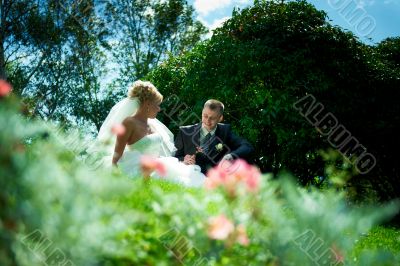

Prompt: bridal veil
xmin=97 ymin=97 xmax=176 ymax=157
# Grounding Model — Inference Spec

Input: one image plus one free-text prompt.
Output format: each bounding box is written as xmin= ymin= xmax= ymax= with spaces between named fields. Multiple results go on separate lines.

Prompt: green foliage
xmin=351 ymin=226 xmax=400 ymax=265
xmin=147 ymin=0 xmax=400 ymax=201
xmin=103 ymin=0 xmax=208 ymax=88
xmin=1 ymin=97 xmax=399 ymax=265
xmin=1 ymin=0 xmax=116 ymax=132
xmin=3 ymin=0 xmax=206 ymax=133
xmin=377 ymin=37 xmax=400 ymax=68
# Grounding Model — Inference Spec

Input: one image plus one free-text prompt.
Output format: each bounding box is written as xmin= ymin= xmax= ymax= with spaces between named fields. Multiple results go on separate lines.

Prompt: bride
xmin=97 ymin=80 xmax=205 ymax=187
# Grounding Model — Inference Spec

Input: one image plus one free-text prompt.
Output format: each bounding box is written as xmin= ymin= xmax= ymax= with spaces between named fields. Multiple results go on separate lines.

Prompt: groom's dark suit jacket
xmin=174 ymin=123 xmax=254 ymax=174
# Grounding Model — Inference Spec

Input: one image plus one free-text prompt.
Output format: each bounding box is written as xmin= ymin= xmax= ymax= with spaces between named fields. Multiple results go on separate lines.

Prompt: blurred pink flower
xmin=140 ymin=155 xmax=167 ymax=177
xmin=245 ymin=166 xmax=261 ymax=192
xmin=206 ymin=159 xmax=261 ymax=193
xmin=0 ymin=79 xmax=12 ymax=97
xmin=111 ymin=124 xmax=126 ymax=136
xmin=331 ymin=244 xmax=345 ymax=263
xmin=205 ymin=167 xmax=227 ymax=189
xmin=236 ymin=224 xmax=250 ymax=246
xmin=207 ymin=214 xmax=234 ymax=240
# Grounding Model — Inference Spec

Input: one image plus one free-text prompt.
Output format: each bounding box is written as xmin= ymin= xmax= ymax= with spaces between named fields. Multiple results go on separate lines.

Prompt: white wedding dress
xmin=96 ymin=96 xmax=205 ymax=188
xmin=118 ymin=132 xmax=205 ymax=188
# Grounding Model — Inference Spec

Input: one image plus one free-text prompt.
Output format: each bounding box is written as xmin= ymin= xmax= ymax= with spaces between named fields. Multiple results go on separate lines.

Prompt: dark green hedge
xmin=148 ymin=0 xmax=400 ymax=202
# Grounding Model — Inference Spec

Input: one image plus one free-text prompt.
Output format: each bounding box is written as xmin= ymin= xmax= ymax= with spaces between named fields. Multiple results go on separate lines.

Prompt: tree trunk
xmin=0 ymin=38 xmax=6 ymax=79
xmin=0 ymin=0 xmax=7 ymax=79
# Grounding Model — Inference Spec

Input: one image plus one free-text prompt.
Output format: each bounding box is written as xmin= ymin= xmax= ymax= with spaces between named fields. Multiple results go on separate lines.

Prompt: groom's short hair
xmin=204 ymin=99 xmax=224 ymax=115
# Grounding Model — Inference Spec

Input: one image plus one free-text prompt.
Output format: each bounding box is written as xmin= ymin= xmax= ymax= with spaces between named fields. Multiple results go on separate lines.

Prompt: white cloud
xmin=235 ymin=0 xmax=252 ymax=4
xmin=383 ymin=0 xmax=399 ymax=4
xmin=194 ymin=0 xmax=233 ymax=16
xmin=209 ymin=16 xmax=230 ymax=30
xmin=194 ymin=0 xmax=252 ymax=39
xmin=193 ymin=0 xmax=253 ymax=16
xmin=357 ymin=0 xmax=376 ymax=8
xmin=209 ymin=17 xmax=231 ymax=30
xmin=197 ymin=16 xmax=230 ymax=38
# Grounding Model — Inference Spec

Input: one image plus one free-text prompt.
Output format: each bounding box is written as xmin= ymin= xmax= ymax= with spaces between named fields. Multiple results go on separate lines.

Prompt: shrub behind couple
xmin=98 ymin=80 xmax=253 ymax=187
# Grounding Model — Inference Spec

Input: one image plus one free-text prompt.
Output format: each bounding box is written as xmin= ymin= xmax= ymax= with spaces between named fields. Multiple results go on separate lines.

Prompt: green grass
xmin=351 ymin=226 xmax=400 ymax=264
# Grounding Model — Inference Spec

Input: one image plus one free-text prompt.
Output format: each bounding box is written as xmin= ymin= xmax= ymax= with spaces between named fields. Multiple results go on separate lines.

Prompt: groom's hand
xmin=184 ymin=154 xmax=196 ymax=165
xmin=222 ymin=154 xmax=234 ymax=161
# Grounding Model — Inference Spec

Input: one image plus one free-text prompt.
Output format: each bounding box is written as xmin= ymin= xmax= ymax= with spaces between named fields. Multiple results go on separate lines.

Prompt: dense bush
xmin=1 ymin=89 xmax=399 ymax=265
xmin=147 ymin=0 xmax=400 ymax=202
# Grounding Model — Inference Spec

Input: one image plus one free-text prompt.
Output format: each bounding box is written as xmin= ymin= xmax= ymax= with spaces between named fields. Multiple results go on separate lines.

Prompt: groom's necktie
xmin=202 ymin=133 xmax=212 ymax=154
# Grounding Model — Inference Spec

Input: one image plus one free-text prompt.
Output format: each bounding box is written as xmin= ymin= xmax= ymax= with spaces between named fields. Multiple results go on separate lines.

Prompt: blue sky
xmin=189 ymin=0 xmax=400 ymax=44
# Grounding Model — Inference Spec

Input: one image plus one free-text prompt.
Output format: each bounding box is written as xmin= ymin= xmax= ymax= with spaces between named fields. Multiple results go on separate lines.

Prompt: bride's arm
xmin=112 ymin=120 xmax=133 ymax=165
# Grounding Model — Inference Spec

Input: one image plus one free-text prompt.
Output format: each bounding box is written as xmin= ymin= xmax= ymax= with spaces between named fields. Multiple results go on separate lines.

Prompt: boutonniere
xmin=215 ymin=143 xmax=224 ymax=152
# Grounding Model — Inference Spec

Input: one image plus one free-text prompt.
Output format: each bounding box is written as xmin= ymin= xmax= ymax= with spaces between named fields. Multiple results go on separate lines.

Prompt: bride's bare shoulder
xmin=122 ymin=116 xmax=140 ymax=127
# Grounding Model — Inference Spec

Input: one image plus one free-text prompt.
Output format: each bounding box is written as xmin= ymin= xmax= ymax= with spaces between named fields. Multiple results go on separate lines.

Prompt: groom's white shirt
xmin=201 ymin=125 xmax=233 ymax=161
xmin=200 ymin=126 xmax=217 ymax=143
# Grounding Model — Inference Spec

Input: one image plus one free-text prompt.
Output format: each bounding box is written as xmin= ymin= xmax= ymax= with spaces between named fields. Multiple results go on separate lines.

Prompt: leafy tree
xmin=377 ymin=37 xmax=400 ymax=68
xmin=56 ymin=0 xmax=117 ymax=131
xmin=103 ymin=0 xmax=208 ymax=88
xmin=3 ymin=0 xmax=206 ymax=132
xmin=0 ymin=0 xmax=58 ymax=81
xmin=1 ymin=0 xmax=116 ymax=131
xmin=148 ymin=0 xmax=400 ymax=202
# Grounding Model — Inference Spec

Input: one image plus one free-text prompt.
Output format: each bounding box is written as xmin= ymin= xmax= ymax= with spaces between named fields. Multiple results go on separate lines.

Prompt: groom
xmin=174 ymin=99 xmax=254 ymax=174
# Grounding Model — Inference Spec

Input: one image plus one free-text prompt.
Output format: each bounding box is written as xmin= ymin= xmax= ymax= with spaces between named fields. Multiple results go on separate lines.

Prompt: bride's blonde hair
xmin=128 ymin=80 xmax=163 ymax=104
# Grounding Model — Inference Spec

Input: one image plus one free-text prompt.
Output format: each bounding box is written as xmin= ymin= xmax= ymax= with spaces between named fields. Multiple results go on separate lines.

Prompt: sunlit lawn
xmin=352 ymin=226 xmax=400 ymax=264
